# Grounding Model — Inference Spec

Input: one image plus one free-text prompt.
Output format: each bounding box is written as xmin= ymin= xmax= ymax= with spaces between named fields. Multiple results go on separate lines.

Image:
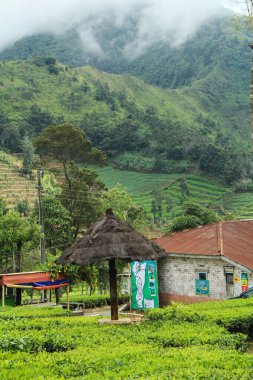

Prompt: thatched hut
xmin=57 ymin=209 xmax=165 ymax=320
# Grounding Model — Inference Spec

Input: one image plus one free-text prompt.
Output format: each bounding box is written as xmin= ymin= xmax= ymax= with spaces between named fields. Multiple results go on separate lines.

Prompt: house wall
xmin=158 ymin=256 xmax=250 ymax=306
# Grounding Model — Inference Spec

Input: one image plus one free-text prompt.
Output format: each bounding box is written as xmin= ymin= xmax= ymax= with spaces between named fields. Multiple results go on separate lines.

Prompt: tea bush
xmin=60 ymin=293 xmax=129 ymax=308
xmin=0 ymin=301 xmax=253 ymax=379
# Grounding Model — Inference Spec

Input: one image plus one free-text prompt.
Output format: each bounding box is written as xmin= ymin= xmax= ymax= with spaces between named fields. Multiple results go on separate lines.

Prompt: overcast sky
xmin=0 ymin=0 xmax=246 ymax=56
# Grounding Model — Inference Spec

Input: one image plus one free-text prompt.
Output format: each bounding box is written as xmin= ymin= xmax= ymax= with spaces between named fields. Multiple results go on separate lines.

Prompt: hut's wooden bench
xmin=61 ymin=302 xmax=84 ymax=310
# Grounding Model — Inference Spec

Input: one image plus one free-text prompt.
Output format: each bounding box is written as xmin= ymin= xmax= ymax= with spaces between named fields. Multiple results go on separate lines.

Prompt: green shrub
xmin=0 ymin=333 xmax=75 ymax=353
xmin=60 ymin=293 xmax=129 ymax=308
xmin=47 ymin=64 xmax=59 ymax=75
xmin=170 ymin=214 xmax=202 ymax=232
xmin=0 ymin=300 xmax=252 ymax=379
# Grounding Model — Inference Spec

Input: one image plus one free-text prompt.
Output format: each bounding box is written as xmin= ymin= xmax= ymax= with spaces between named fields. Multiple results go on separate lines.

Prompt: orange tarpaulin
xmin=0 ymin=271 xmax=70 ymax=309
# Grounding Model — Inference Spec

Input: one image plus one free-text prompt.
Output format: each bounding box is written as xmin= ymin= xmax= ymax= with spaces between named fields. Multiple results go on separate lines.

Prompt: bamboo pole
xmin=2 ymin=285 xmax=5 ymax=307
xmin=109 ymin=258 xmax=118 ymax=320
xmin=67 ymin=284 xmax=70 ymax=311
xmin=128 ymin=262 xmax=132 ymax=314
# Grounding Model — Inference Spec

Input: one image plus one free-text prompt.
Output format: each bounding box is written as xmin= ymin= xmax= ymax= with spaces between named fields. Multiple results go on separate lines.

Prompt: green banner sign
xmin=131 ymin=261 xmax=159 ymax=310
xmin=195 ymin=279 xmax=210 ymax=295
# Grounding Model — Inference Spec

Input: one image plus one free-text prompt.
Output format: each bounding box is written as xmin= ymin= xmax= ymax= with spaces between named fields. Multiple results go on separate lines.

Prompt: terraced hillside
xmin=223 ymin=192 xmax=253 ymax=220
xmin=45 ymin=163 xmax=253 ymax=220
xmin=0 ymin=152 xmax=36 ymax=208
xmin=2 ymin=154 xmax=253 ymax=221
xmin=93 ymin=166 xmax=230 ymax=218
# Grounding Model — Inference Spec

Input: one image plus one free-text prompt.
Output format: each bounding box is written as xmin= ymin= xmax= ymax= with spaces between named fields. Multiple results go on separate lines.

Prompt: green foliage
xmin=47 ymin=64 xmax=59 ymax=75
xmin=0 ymin=332 xmax=75 ymax=353
xmin=183 ymin=201 xmax=220 ymax=224
xmin=101 ymin=183 xmax=147 ymax=230
xmin=0 ymin=123 xmax=21 ymax=152
xmin=45 ymin=57 xmax=56 ymax=65
xmin=0 ymin=56 xmax=249 ymax=183
xmin=58 ymin=163 xmax=105 ymax=236
xmin=0 ymin=300 xmax=252 ymax=379
xmin=145 ymin=298 xmax=253 ymax=336
xmin=34 ymin=196 xmax=73 ymax=252
xmin=113 ymin=153 xmax=156 ymax=172
xmin=20 ymin=135 xmax=35 ymax=176
xmin=234 ymin=178 xmax=253 ymax=193
xmin=0 ymin=198 xmax=8 ymax=216
xmin=60 ymin=293 xmax=129 ymax=308
xmin=24 ymin=104 xmax=55 ymax=136
xmin=166 ymin=201 xmax=221 ymax=232
xmin=15 ymin=199 xmax=30 ymax=217
xmin=34 ymin=124 xmax=93 ymax=164
xmin=0 ymin=210 xmax=40 ymax=272
xmin=169 ymin=214 xmax=203 ymax=232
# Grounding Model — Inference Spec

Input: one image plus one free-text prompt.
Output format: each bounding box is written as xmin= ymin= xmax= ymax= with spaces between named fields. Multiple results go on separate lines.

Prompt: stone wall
xmin=158 ymin=255 xmax=250 ymax=305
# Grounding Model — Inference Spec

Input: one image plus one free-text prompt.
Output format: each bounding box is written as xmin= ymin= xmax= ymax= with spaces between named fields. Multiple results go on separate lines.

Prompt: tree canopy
xmin=34 ymin=124 xmax=105 ymax=166
xmin=34 ymin=124 xmax=106 ymax=189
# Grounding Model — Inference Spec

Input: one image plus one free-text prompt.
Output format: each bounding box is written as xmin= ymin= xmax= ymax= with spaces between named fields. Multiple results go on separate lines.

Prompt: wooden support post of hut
xmin=2 ymin=285 xmax=5 ymax=307
xmin=66 ymin=284 xmax=70 ymax=311
xmin=109 ymin=258 xmax=118 ymax=320
xmin=57 ymin=208 xmax=166 ymax=321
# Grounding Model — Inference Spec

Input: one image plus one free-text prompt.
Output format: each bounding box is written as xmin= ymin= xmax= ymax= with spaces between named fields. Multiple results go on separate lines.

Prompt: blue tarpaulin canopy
xmin=20 ymin=279 xmax=69 ymax=290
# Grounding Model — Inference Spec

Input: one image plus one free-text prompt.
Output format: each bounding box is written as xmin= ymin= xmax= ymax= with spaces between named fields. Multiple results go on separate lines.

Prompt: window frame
xmin=198 ymin=272 xmax=207 ymax=281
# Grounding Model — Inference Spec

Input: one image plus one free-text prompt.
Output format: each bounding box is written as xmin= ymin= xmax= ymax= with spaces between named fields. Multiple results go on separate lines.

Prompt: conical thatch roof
xmin=57 ymin=209 xmax=166 ymax=265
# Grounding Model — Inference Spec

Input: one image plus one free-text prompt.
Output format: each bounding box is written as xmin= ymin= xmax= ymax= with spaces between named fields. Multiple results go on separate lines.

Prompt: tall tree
xmin=24 ymin=104 xmax=54 ymax=135
xmin=34 ymin=124 xmax=106 ymax=189
xmin=0 ymin=211 xmax=39 ymax=273
xmin=58 ymin=163 xmax=104 ymax=238
xmin=21 ymin=135 xmax=35 ymax=177
xmin=33 ymin=196 xmax=73 ymax=253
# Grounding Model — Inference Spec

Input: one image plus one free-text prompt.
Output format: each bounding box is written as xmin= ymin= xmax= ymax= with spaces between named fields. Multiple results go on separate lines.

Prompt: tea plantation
xmin=94 ymin=166 xmax=241 ymax=219
xmin=0 ymin=151 xmax=36 ymax=208
xmin=1 ymin=299 xmax=253 ymax=379
xmin=2 ymin=149 xmax=253 ymax=220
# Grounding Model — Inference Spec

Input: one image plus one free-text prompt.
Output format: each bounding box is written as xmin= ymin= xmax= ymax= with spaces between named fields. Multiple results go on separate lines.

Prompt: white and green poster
xmin=131 ymin=260 xmax=159 ymax=309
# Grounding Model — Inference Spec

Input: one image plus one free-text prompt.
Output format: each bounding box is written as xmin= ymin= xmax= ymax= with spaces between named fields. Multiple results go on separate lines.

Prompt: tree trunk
xmin=15 ymin=240 xmax=22 ymax=306
xmin=16 ymin=240 xmax=22 ymax=272
xmin=62 ymin=161 xmax=72 ymax=191
xmin=109 ymin=258 xmax=118 ymax=320
xmin=55 ymin=288 xmax=60 ymax=305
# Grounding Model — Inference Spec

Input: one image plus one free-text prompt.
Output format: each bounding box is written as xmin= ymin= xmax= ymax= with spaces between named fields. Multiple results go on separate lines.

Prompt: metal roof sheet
xmin=155 ymin=220 xmax=253 ymax=270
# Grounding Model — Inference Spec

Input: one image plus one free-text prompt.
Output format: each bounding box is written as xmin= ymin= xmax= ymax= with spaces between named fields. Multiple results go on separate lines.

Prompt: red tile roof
xmin=155 ymin=220 xmax=253 ymax=270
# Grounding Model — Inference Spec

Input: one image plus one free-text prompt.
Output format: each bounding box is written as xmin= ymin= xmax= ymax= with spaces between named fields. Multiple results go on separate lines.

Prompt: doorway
xmin=226 ymin=273 xmax=234 ymax=298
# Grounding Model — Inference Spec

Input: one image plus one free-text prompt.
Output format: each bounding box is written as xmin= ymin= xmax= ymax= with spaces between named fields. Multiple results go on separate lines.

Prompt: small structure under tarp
xmin=0 ymin=271 xmax=70 ymax=308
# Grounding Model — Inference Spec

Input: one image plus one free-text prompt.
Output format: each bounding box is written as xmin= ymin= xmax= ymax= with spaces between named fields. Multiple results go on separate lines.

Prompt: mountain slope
xmin=0 ymin=16 xmax=251 ymax=142
xmin=0 ymin=59 xmax=250 ymax=183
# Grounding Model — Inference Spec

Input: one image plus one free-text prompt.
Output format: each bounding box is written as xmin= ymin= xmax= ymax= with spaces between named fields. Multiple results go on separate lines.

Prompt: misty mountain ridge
xmin=0 ymin=10 xmax=237 ymax=80
xmin=0 ymin=11 xmax=252 ymax=185
xmin=0 ymin=14 xmax=251 ymax=135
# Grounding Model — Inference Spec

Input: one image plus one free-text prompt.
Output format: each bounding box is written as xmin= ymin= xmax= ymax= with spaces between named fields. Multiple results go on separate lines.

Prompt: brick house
xmin=155 ymin=220 xmax=253 ymax=305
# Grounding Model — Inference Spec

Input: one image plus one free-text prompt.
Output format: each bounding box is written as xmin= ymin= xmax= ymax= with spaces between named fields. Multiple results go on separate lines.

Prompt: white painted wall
xmin=158 ymin=256 xmax=251 ymax=300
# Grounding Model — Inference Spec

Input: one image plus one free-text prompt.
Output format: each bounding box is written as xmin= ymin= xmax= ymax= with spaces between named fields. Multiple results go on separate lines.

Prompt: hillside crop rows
xmin=94 ymin=166 xmax=235 ymax=218
xmin=0 ymin=152 xmax=36 ymax=207
xmin=2 ymin=152 xmax=253 ymax=220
